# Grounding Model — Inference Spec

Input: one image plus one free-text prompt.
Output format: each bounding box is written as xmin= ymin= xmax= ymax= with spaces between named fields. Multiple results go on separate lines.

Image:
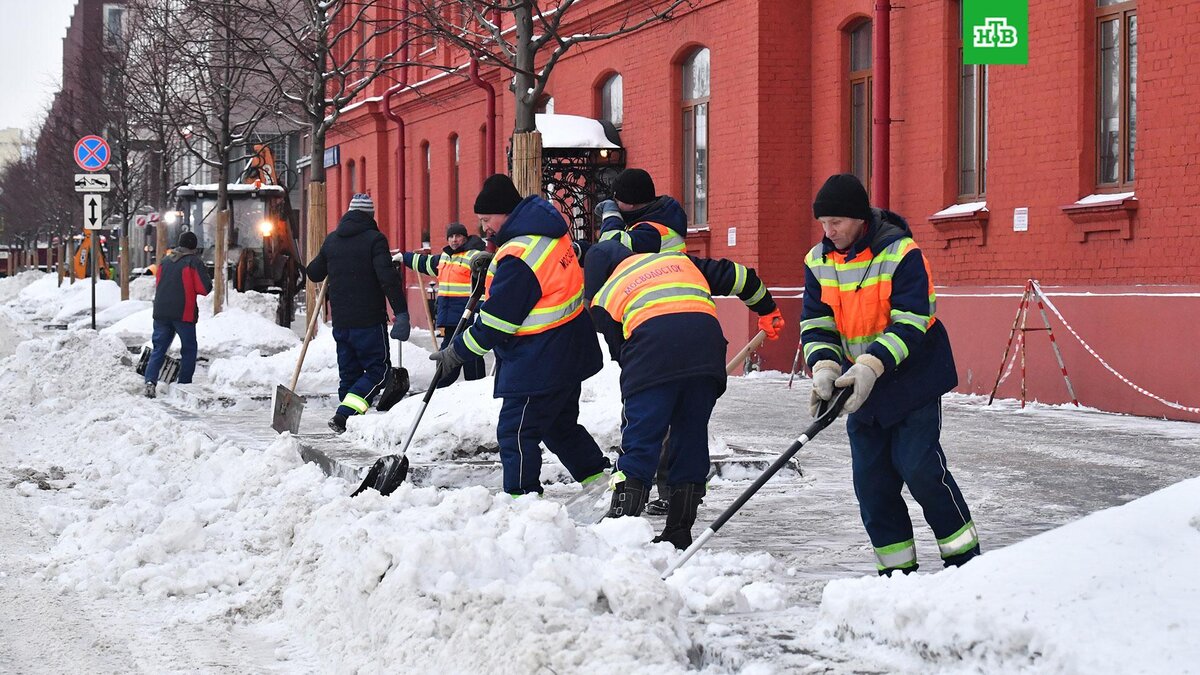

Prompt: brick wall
xmin=324 ymin=0 xmax=1200 ymax=419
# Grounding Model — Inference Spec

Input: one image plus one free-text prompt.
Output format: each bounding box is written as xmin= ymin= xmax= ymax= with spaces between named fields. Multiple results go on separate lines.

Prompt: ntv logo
xmin=973 ymin=17 xmax=1019 ymax=48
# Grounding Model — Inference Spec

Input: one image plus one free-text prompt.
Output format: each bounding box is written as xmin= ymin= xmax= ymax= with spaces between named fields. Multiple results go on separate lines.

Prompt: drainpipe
xmin=382 ymin=0 xmax=412 ymax=249
xmin=468 ymin=57 xmax=496 ymax=175
xmin=872 ymin=0 xmax=891 ymax=208
xmin=467 ymin=8 xmax=501 ymax=175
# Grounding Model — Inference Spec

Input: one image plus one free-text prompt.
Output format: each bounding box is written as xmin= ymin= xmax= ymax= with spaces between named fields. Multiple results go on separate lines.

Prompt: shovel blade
xmin=376 ymin=367 xmax=410 ymax=412
xmin=351 ymin=454 xmax=410 ymax=497
xmin=272 ymin=384 xmax=305 ymax=434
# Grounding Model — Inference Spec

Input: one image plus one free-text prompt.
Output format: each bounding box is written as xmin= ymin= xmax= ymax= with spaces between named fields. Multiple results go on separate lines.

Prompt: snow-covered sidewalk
xmin=2 ymin=271 xmax=1199 ymax=674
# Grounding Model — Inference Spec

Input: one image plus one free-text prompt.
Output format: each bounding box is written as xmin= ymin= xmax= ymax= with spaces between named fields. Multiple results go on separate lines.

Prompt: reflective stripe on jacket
xmin=482 ymin=233 xmax=583 ymax=335
xmin=593 ymin=252 xmax=716 ymax=339
xmin=802 ymin=236 xmax=936 ymax=366
xmin=436 ymin=249 xmax=483 ymax=297
xmin=599 ymin=220 xmax=686 ymax=253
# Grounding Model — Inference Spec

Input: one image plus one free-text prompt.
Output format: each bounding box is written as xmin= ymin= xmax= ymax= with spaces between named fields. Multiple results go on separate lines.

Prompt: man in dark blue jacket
xmin=144 ymin=231 xmax=213 ymax=398
xmin=802 ymin=173 xmax=979 ymax=575
xmin=595 ymin=168 xmax=689 ymax=254
xmin=429 ymin=174 xmax=610 ymax=496
xmin=394 ymin=222 xmax=488 ymax=387
xmin=584 ymin=240 xmax=782 ymax=548
xmin=306 ymin=193 xmax=410 ymax=434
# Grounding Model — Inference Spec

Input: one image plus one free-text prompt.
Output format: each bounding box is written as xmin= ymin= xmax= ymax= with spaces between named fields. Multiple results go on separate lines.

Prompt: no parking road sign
xmin=74 ymin=135 xmax=110 ymax=171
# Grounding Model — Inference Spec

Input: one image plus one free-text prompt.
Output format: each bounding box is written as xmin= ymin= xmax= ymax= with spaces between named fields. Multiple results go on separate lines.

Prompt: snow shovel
xmin=660 ymin=387 xmax=852 ymax=579
xmin=376 ymin=338 xmax=411 ymax=412
xmin=271 ymin=281 xmax=328 ymax=434
xmin=725 ymin=330 xmax=767 ymax=375
xmin=351 ymin=267 xmax=489 ymax=497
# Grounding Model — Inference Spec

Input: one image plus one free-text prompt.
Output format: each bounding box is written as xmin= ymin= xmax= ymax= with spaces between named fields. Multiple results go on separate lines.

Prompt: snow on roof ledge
xmin=177 ymin=183 xmax=286 ymax=194
xmin=932 ymin=201 xmax=988 ymax=218
xmin=536 ymin=114 xmax=619 ymax=149
xmin=1073 ymin=191 xmax=1136 ymax=205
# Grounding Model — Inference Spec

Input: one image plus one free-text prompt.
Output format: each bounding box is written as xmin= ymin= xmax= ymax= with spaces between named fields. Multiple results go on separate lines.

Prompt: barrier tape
xmin=1031 ymin=280 xmax=1200 ymax=414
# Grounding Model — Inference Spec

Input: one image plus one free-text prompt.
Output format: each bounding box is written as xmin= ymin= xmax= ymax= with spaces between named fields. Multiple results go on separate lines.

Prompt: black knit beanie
xmin=178 ymin=231 xmax=198 ymax=249
xmin=446 ymin=222 xmax=469 ymax=238
xmin=612 ymin=168 xmax=656 ymax=205
xmin=812 ymin=173 xmax=872 ymax=221
xmin=473 ymin=174 xmax=523 ymax=215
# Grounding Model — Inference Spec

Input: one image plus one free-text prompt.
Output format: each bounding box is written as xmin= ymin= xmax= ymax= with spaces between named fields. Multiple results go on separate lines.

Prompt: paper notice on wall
xmin=1014 ymin=207 xmax=1029 ymax=232
xmin=727 ymin=228 xmax=736 ymax=246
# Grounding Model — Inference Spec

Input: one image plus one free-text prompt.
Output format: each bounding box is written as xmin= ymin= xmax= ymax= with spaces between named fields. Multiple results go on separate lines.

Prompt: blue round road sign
xmin=74 ymin=135 xmax=110 ymax=171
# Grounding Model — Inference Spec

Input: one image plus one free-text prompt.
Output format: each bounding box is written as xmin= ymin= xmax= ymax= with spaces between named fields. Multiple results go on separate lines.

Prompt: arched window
xmin=346 ymin=159 xmax=357 ymax=206
xmin=600 ymin=73 xmax=623 ymax=129
xmin=681 ymin=48 xmax=710 ymax=226
xmin=535 ymin=95 xmax=555 ymax=114
xmin=449 ymin=134 xmax=460 ymax=222
xmin=420 ymin=141 xmax=431 ymax=244
xmin=848 ymin=21 xmax=872 ymax=190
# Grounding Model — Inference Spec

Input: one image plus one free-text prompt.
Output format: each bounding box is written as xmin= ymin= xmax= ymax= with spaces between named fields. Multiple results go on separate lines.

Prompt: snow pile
xmin=0 ymin=269 xmax=47 ymax=304
xmin=814 ymin=477 xmax=1200 ymax=673
xmin=0 ymin=329 xmax=776 ymax=673
xmin=7 ymin=274 xmax=122 ymax=323
xmin=104 ymin=305 xmax=299 ymax=358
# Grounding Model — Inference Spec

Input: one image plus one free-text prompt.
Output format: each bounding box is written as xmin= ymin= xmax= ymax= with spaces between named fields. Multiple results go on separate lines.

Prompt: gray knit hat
xmin=348 ymin=193 xmax=375 ymax=214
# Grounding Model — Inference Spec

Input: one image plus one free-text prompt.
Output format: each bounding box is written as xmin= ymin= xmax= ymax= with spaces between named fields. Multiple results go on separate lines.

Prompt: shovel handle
xmin=725 ymin=330 xmax=768 ymax=375
xmin=288 ymin=281 xmax=328 ymax=390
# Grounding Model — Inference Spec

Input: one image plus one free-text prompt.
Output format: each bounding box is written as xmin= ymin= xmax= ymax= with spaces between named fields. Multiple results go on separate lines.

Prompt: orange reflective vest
xmin=600 ymin=220 xmax=686 ymax=253
xmin=593 ymin=252 xmax=717 ymax=338
xmin=436 ymin=249 xmax=482 ymax=297
xmin=802 ymin=236 xmax=937 ymax=365
xmin=481 ymin=233 xmax=583 ymax=335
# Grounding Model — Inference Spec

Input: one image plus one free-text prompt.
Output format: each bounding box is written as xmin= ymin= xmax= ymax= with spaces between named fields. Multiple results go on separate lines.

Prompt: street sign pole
xmin=91 ymin=229 xmax=97 ymax=330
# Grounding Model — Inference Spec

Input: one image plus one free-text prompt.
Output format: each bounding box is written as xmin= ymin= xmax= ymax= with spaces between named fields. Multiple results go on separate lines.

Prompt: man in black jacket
xmin=306 ymin=193 xmax=410 ymax=433
xmin=144 ymin=231 xmax=213 ymax=398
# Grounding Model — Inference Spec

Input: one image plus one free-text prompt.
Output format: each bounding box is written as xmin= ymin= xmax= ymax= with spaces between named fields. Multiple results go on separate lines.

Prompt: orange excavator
xmin=162 ymin=144 xmax=303 ymax=326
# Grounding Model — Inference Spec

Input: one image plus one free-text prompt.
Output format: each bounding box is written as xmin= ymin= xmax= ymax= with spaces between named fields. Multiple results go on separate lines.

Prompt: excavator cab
xmin=165 ymin=146 xmax=303 ymax=326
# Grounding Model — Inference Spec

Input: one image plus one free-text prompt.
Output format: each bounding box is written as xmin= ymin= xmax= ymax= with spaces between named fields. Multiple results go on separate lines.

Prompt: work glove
xmin=757 ymin=308 xmax=784 ymax=340
xmin=808 ymin=360 xmax=842 ymax=418
xmin=593 ymin=199 xmax=621 ymax=222
xmin=390 ymin=312 xmax=411 ymax=341
xmin=391 ymin=250 xmax=406 ymax=263
xmin=834 ymin=353 xmax=885 ymax=415
xmin=470 ymin=251 xmax=495 ymax=275
xmin=429 ymin=345 xmax=465 ymax=373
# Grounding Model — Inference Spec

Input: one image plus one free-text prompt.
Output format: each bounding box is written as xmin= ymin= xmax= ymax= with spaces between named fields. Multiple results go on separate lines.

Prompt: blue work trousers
xmin=333 ymin=324 xmax=390 ymax=418
xmin=145 ymin=319 xmax=198 ymax=385
xmin=847 ymin=398 xmax=978 ymax=567
xmin=496 ymin=382 xmax=609 ymax=495
xmin=617 ymin=377 xmax=720 ymax=487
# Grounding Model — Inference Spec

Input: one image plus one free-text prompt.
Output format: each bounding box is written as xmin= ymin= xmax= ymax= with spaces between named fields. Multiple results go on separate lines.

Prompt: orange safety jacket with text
xmin=481 ymin=233 xmax=584 ymax=335
xmin=593 ymin=252 xmax=717 ymax=339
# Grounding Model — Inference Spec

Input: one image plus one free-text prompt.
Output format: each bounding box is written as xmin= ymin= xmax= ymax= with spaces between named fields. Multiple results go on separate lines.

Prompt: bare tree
xmin=246 ymin=0 xmax=425 ymax=313
xmin=412 ymin=0 xmax=698 ymax=195
xmin=134 ymin=0 xmax=285 ymax=313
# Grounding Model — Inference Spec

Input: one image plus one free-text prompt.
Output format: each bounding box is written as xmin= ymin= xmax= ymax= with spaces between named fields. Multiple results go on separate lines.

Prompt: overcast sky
xmin=0 ymin=0 xmax=82 ymax=134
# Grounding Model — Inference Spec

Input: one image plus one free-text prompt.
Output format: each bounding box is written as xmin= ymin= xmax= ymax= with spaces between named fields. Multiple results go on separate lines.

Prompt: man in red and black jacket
xmin=144 ymin=231 xmax=213 ymax=398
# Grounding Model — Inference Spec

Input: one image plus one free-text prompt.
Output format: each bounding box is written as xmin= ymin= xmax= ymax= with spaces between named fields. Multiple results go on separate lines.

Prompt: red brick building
xmin=322 ymin=0 xmax=1200 ymax=421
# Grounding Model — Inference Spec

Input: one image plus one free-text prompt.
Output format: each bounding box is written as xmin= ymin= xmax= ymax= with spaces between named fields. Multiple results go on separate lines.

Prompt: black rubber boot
xmin=328 ymin=414 xmax=348 ymax=434
xmin=653 ymin=483 xmax=705 ymax=550
xmin=605 ymin=476 xmax=648 ymax=518
xmin=645 ymin=476 xmax=671 ymax=516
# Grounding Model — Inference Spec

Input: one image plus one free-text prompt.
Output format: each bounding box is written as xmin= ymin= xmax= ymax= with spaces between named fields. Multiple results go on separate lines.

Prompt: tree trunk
xmin=156 ymin=221 xmax=168 ymax=267
xmin=119 ymin=233 xmax=129 ymax=300
xmin=214 ymin=207 xmax=228 ymax=314
xmin=511 ymin=131 xmax=543 ymax=198
xmin=306 ymin=182 xmax=326 ymax=324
